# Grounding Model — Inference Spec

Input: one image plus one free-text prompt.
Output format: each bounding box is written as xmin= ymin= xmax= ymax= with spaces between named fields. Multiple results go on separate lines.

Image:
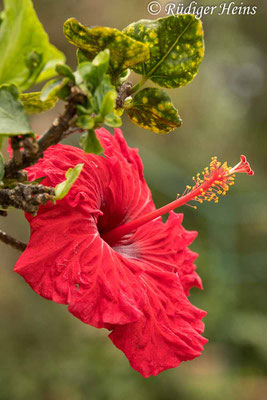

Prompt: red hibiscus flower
xmin=14 ymin=128 xmax=253 ymax=377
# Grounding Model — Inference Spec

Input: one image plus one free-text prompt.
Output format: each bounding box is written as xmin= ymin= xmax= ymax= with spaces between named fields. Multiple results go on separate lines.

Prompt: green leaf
xmin=16 ymin=176 xmax=46 ymax=186
xmin=40 ymin=78 xmax=70 ymax=101
xmin=0 ymin=0 xmax=65 ymax=92
xmin=119 ymin=68 xmax=131 ymax=83
xmin=1 ymin=178 xmax=20 ymax=189
xmin=56 ymin=64 xmax=75 ymax=81
xmin=77 ymin=115 xmax=95 ymax=130
xmin=20 ymin=92 xmax=58 ymax=114
xmin=0 ymin=85 xmax=33 ymax=135
xmin=89 ymin=49 xmax=110 ymax=88
xmin=80 ymin=130 xmax=103 ymax=154
xmin=126 ymin=88 xmax=182 ymax=134
xmin=77 ymin=48 xmax=89 ymax=64
xmin=76 ymin=50 xmax=110 ymax=90
xmin=104 ymin=113 xmax=122 ymax=128
xmin=123 ymin=14 xmax=204 ymax=88
xmin=63 ymin=18 xmax=150 ymax=78
xmin=94 ymin=75 xmax=115 ymax=112
xmin=36 ymin=53 xmax=65 ymax=84
xmin=54 ymin=163 xmax=84 ymax=200
xmin=0 ymin=152 xmax=4 ymax=181
xmin=93 ymin=49 xmax=110 ymax=70
xmin=100 ymin=90 xmax=117 ymax=118
xmin=76 ymin=104 xmax=94 ymax=116
xmin=30 ymin=176 xmax=46 ymax=185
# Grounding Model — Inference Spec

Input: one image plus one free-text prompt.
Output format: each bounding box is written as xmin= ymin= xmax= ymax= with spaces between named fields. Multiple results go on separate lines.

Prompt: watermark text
xmin=147 ymin=1 xmax=258 ymax=18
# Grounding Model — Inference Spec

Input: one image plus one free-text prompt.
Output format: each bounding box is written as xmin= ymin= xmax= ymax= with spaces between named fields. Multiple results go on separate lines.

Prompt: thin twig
xmin=0 ymin=229 xmax=27 ymax=252
xmin=61 ymin=126 xmax=85 ymax=139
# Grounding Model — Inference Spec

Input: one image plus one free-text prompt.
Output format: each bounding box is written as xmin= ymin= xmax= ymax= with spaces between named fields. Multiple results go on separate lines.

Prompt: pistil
xmin=102 ymin=155 xmax=253 ymax=244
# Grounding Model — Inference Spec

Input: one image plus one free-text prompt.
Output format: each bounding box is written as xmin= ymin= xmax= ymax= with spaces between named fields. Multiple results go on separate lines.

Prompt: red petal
xmin=167 ymin=212 xmax=203 ymax=296
xmin=110 ymin=295 xmax=207 ymax=378
xmin=15 ymin=204 xmax=145 ymax=327
xmin=95 ymin=128 xmax=155 ymax=233
xmin=106 ymin=213 xmax=206 ymax=377
xmin=109 ymin=258 xmax=207 ymax=377
xmin=127 ymin=211 xmax=202 ymax=296
xmin=25 ymin=143 xmax=109 ymax=215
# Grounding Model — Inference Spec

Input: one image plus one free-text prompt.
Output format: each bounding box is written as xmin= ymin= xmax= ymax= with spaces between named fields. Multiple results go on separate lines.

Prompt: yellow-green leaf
xmin=0 ymin=0 xmax=65 ymax=92
xmin=54 ymin=163 xmax=84 ymax=200
xmin=63 ymin=18 xmax=150 ymax=77
xmin=104 ymin=113 xmax=122 ymax=128
xmin=55 ymin=64 xmax=75 ymax=81
xmin=126 ymin=88 xmax=182 ymax=134
xmin=40 ymin=78 xmax=69 ymax=101
xmin=20 ymin=92 xmax=58 ymax=114
xmin=100 ymin=90 xmax=117 ymax=118
xmin=123 ymin=14 xmax=204 ymax=88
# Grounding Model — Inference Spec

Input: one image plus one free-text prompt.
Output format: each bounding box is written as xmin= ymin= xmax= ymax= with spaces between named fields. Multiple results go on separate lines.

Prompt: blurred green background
xmin=0 ymin=0 xmax=266 ymax=399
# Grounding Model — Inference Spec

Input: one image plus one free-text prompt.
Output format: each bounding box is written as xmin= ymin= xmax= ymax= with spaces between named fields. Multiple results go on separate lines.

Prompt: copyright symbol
xmin=147 ymin=1 xmax=162 ymax=15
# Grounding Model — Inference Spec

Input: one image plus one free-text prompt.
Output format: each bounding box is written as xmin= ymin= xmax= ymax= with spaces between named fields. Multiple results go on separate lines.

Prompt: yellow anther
xmin=178 ymin=155 xmax=250 ymax=211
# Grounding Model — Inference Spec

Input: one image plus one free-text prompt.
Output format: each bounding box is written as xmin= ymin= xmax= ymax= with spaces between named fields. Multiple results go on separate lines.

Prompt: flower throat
xmin=102 ymin=155 xmax=254 ymax=244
